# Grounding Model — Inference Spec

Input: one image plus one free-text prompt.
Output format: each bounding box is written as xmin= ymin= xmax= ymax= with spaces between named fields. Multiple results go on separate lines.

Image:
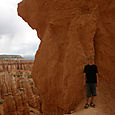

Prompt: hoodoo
xmin=18 ymin=0 xmax=115 ymax=115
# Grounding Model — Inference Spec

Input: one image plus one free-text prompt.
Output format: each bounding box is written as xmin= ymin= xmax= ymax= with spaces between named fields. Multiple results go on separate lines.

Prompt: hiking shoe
xmin=90 ymin=102 xmax=96 ymax=108
xmin=84 ymin=103 xmax=89 ymax=109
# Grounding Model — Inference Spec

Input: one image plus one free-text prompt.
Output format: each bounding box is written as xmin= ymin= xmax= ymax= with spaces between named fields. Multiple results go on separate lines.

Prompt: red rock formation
xmin=0 ymin=73 xmax=29 ymax=115
xmin=16 ymin=78 xmax=38 ymax=108
xmin=0 ymin=72 xmax=39 ymax=115
xmin=0 ymin=61 xmax=33 ymax=72
xmin=3 ymin=94 xmax=17 ymax=115
xmin=18 ymin=0 xmax=115 ymax=115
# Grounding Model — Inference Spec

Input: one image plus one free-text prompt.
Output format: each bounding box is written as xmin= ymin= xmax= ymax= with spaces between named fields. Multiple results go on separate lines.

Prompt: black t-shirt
xmin=83 ymin=64 xmax=98 ymax=83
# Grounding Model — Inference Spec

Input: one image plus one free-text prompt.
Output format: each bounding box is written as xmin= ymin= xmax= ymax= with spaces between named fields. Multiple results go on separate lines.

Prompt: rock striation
xmin=18 ymin=0 xmax=115 ymax=115
xmin=0 ymin=61 xmax=33 ymax=72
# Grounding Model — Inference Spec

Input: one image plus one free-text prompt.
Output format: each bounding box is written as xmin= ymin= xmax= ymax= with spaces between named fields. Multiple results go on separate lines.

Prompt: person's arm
xmin=96 ymin=73 xmax=99 ymax=87
xmin=95 ymin=65 xmax=99 ymax=87
xmin=83 ymin=73 xmax=86 ymax=86
xmin=83 ymin=66 xmax=86 ymax=86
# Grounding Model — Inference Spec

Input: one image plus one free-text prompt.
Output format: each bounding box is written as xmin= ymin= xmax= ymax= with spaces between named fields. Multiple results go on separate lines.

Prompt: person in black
xmin=83 ymin=56 xmax=98 ymax=109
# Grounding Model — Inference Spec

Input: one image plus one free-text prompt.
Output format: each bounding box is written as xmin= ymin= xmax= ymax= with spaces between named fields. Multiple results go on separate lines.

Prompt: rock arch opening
xmin=0 ymin=1 xmax=41 ymax=115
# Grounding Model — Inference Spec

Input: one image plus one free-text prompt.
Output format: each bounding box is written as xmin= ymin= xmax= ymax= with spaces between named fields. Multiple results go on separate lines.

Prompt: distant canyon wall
xmin=0 ymin=61 xmax=33 ymax=72
xmin=18 ymin=0 xmax=115 ymax=115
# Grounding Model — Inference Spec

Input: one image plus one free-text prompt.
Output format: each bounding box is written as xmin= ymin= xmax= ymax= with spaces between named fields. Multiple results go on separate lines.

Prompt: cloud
xmin=0 ymin=0 xmax=40 ymax=56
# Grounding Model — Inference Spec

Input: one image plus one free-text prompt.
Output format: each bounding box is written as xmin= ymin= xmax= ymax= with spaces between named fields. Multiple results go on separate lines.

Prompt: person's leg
xmin=84 ymin=98 xmax=89 ymax=109
xmin=90 ymin=96 xmax=96 ymax=107
xmin=90 ymin=83 xmax=97 ymax=101
xmin=91 ymin=96 xmax=94 ymax=103
xmin=86 ymin=98 xmax=89 ymax=104
xmin=86 ymin=83 xmax=91 ymax=99
xmin=84 ymin=84 xmax=91 ymax=108
xmin=90 ymin=83 xmax=97 ymax=107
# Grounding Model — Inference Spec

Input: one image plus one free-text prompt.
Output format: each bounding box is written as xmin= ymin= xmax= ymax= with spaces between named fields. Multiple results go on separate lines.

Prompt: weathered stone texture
xmin=18 ymin=0 xmax=115 ymax=114
xmin=0 ymin=72 xmax=39 ymax=115
xmin=0 ymin=61 xmax=33 ymax=72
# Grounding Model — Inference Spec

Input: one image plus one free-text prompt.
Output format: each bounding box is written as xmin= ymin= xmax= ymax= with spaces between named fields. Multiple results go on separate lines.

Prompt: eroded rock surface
xmin=0 ymin=72 xmax=40 ymax=115
xmin=18 ymin=0 xmax=115 ymax=115
xmin=0 ymin=61 xmax=33 ymax=72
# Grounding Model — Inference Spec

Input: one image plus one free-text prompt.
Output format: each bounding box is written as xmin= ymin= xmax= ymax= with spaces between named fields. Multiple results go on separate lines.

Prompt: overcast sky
xmin=0 ymin=0 xmax=40 ymax=57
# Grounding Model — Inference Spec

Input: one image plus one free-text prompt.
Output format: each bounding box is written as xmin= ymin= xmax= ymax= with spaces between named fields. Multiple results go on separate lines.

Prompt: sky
xmin=0 ymin=0 xmax=40 ymax=57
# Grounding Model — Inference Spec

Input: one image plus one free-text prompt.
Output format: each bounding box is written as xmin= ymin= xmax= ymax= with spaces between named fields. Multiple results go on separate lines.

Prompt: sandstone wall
xmin=18 ymin=0 xmax=115 ymax=114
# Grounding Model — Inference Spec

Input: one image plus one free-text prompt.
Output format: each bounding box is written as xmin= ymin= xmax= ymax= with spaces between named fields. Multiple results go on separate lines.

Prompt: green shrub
xmin=0 ymin=101 xmax=3 ymax=104
xmin=28 ymin=75 xmax=32 ymax=78
xmin=16 ymin=75 xmax=20 ymax=78
xmin=30 ymin=110 xmax=34 ymax=112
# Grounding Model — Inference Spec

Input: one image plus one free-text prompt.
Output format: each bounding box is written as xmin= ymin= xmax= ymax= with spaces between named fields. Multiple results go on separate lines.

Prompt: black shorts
xmin=86 ymin=83 xmax=97 ymax=98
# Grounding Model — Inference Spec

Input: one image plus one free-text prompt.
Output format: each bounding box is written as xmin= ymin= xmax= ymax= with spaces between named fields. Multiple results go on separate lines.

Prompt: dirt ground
xmin=65 ymin=81 xmax=115 ymax=115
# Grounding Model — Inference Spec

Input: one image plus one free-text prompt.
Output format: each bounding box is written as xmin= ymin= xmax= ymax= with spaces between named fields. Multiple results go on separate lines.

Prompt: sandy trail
xmin=65 ymin=81 xmax=115 ymax=115
xmin=70 ymin=108 xmax=107 ymax=115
